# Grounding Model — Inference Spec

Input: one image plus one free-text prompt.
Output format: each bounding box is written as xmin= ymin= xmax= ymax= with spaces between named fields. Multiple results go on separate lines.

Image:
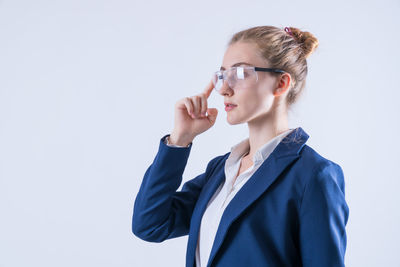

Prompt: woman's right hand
xmin=169 ymin=79 xmax=218 ymax=146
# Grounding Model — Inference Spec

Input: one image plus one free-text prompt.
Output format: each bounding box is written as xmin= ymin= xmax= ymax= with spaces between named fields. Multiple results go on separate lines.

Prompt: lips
xmin=225 ymin=103 xmax=237 ymax=112
xmin=224 ymin=102 xmax=237 ymax=107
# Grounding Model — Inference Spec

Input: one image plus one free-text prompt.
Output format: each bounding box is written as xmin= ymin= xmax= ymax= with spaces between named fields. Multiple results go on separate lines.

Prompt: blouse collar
xmin=228 ymin=128 xmax=295 ymax=165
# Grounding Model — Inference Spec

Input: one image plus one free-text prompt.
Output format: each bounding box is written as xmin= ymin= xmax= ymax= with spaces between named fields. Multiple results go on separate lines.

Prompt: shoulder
xmin=299 ymin=144 xmax=343 ymax=172
xmin=297 ymin=144 xmax=346 ymax=192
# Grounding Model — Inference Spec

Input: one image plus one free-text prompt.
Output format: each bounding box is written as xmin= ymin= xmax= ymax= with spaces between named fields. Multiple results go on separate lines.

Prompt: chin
xmin=226 ymin=114 xmax=245 ymax=125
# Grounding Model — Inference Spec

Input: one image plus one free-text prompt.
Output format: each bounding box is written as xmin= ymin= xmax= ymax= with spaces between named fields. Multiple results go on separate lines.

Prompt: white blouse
xmin=164 ymin=128 xmax=295 ymax=267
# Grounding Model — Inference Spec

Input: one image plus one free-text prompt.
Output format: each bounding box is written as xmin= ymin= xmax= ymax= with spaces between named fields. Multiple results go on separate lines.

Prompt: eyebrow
xmin=220 ymin=62 xmax=253 ymax=71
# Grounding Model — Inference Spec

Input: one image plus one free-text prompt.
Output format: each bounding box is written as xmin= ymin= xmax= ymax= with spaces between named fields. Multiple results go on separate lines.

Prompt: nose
xmin=217 ymin=80 xmax=234 ymax=97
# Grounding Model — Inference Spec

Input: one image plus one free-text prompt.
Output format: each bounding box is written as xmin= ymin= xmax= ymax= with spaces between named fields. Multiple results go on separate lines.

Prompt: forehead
xmin=220 ymin=41 xmax=266 ymax=70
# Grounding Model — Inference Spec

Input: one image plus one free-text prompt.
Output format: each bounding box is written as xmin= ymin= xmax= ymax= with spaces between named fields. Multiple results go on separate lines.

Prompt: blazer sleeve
xmin=132 ymin=134 xmax=221 ymax=243
xmin=299 ymin=162 xmax=350 ymax=267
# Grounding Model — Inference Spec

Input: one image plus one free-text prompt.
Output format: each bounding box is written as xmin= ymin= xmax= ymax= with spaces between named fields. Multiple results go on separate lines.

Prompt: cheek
xmin=247 ymin=91 xmax=274 ymax=113
xmin=235 ymin=83 xmax=274 ymax=112
xmin=254 ymin=84 xmax=275 ymax=106
xmin=235 ymin=89 xmax=262 ymax=112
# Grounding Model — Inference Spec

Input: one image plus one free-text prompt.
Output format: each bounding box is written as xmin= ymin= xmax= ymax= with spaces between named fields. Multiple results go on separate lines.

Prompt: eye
xmin=243 ymin=68 xmax=254 ymax=77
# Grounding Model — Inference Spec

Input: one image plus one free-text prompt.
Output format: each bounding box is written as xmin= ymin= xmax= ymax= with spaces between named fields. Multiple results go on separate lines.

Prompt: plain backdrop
xmin=0 ymin=0 xmax=399 ymax=266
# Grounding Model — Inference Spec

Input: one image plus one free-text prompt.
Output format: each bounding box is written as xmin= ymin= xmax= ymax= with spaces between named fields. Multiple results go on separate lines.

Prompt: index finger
xmin=203 ymin=79 xmax=215 ymax=99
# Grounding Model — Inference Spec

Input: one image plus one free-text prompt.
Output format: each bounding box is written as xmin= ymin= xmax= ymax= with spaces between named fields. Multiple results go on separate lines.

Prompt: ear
xmin=273 ymin=73 xmax=291 ymax=97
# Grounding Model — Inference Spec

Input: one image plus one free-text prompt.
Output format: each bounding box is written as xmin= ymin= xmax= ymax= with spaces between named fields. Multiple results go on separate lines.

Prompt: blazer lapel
xmin=186 ymin=155 xmax=227 ymax=267
xmin=186 ymin=127 xmax=310 ymax=267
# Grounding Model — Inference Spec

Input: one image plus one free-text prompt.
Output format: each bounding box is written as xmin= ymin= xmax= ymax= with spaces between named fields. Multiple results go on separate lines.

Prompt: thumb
xmin=206 ymin=108 xmax=218 ymax=125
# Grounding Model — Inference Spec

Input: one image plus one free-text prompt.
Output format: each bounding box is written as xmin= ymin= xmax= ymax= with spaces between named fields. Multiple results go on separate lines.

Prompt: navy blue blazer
xmin=132 ymin=127 xmax=349 ymax=267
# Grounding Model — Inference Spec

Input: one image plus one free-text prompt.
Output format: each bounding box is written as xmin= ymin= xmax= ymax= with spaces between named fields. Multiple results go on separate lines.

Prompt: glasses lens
xmin=212 ymin=66 xmax=258 ymax=92
xmin=212 ymin=71 xmax=224 ymax=92
xmin=233 ymin=67 xmax=257 ymax=89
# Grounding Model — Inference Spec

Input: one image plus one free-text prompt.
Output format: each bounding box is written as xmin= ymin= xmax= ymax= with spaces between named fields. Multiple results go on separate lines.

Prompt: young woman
xmin=132 ymin=25 xmax=349 ymax=267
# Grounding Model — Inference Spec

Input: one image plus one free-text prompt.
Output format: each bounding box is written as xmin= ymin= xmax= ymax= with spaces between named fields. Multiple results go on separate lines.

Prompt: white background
xmin=0 ymin=0 xmax=399 ymax=266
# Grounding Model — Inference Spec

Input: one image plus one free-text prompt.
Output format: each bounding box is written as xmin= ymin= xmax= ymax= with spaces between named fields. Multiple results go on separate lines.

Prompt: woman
xmin=132 ymin=25 xmax=349 ymax=267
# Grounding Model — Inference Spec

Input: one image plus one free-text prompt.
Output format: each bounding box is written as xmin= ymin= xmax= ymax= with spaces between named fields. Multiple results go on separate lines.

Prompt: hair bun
xmin=288 ymin=27 xmax=319 ymax=59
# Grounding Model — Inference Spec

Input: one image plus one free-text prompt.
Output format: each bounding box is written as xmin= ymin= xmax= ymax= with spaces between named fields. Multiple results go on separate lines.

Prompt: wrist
xmin=169 ymin=132 xmax=194 ymax=147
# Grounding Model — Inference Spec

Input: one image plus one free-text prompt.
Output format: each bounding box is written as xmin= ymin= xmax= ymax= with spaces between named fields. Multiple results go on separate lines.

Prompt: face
xmin=217 ymin=41 xmax=291 ymax=125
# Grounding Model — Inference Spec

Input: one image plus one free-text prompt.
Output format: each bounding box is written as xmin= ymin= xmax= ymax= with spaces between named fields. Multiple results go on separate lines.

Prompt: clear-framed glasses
xmin=212 ymin=66 xmax=286 ymax=92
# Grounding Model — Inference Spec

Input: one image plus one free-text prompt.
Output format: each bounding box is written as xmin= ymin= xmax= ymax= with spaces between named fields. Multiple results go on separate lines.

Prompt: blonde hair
xmin=228 ymin=25 xmax=319 ymax=108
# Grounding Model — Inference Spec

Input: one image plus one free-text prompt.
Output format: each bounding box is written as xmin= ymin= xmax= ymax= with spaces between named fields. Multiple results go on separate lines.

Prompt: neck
xmin=246 ymin=108 xmax=289 ymax=160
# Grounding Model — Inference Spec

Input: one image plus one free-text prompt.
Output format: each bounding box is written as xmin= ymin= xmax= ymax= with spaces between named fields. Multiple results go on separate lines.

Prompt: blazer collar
xmin=185 ymin=126 xmax=310 ymax=267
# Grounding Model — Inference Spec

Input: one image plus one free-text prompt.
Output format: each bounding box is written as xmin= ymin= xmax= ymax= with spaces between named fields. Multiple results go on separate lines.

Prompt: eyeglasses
xmin=212 ymin=66 xmax=286 ymax=92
